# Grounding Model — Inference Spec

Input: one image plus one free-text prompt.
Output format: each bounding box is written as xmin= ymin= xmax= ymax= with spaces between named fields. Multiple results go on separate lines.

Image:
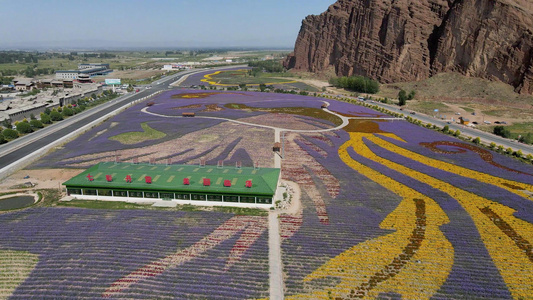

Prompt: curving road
xmin=354 ymin=99 xmax=533 ymax=156
xmin=0 ymin=67 xmax=218 ymax=179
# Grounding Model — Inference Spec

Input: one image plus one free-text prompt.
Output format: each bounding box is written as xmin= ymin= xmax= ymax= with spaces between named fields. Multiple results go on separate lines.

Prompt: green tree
xmin=0 ymin=133 xmax=6 ymax=144
xmin=473 ymin=137 xmax=481 ymax=144
xmin=493 ymin=126 xmax=511 ymax=138
xmin=398 ymin=89 xmax=408 ymax=106
xmin=30 ymin=113 xmax=36 ymax=120
xmin=62 ymin=107 xmax=73 ymax=117
xmin=514 ymin=149 xmax=523 ymax=157
xmin=407 ymin=90 xmax=416 ymax=100
xmin=30 ymin=119 xmax=43 ymax=128
xmin=2 ymin=128 xmax=18 ymax=140
xmin=16 ymin=121 xmax=32 ymax=134
xmin=454 ymin=130 xmax=461 ymax=137
xmin=506 ymin=147 xmax=514 ymax=155
xmin=442 ymin=125 xmax=449 ymax=133
xmin=50 ymin=110 xmax=63 ymax=121
xmin=40 ymin=113 xmax=52 ymax=124
xmin=44 ymin=107 xmax=51 ymax=115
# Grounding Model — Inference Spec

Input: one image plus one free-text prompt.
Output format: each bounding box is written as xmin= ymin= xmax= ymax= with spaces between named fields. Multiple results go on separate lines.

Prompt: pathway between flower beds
xmin=141 ymin=102 xmax=403 ymax=298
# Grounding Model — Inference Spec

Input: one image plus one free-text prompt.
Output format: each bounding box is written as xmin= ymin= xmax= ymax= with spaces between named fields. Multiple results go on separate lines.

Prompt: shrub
xmin=489 ymin=142 xmax=496 ymax=149
xmin=526 ymin=154 xmax=533 ymax=161
xmin=16 ymin=121 xmax=33 ymax=134
xmin=442 ymin=125 xmax=449 ymax=133
xmin=62 ymin=107 xmax=73 ymax=117
xmin=40 ymin=113 xmax=52 ymax=124
xmin=514 ymin=149 xmax=523 ymax=157
xmin=0 ymin=134 xmax=6 ymax=144
xmin=2 ymin=128 xmax=18 ymax=140
xmin=473 ymin=137 xmax=480 ymax=144
xmin=497 ymin=145 xmax=504 ymax=152
xmin=506 ymin=147 xmax=513 ymax=155
xmin=493 ymin=126 xmax=511 ymax=138
xmin=50 ymin=111 xmax=63 ymax=121
xmin=30 ymin=119 xmax=44 ymax=128
xmin=454 ymin=130 xmax=461 ymax=137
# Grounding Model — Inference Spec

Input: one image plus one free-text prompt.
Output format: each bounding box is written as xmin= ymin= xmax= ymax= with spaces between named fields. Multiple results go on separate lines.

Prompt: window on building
xmin=175 ymin=194 xmax=190 ymax=200
xmin=68 ymin=188 xmax=82 ymax=195
xmin=191 ymin=194 xmax=206 ymax=200
xmin=241 ymin=196 xmax=256 ymax=203
xmin=224 ymin=196 xmax=239 ymax=202
xmin=98 ymin=189 xmax=111 ymax=196
xmin=207 ymin=195 xmax=222 ymax=201
xmin=129 ymin=191 xmax=143 ymax=198
xmin=83 ymin=189 xmax=97 ymax=195
xmin=257 ymin=197 xmax=272 ymax=204
xmin=113 ymin=190 xmax=128 ymax=197
xmin=160 ymin=193 xmax=174 ymax=200
xmin=144 ymin=192 xmax=158 ymax=198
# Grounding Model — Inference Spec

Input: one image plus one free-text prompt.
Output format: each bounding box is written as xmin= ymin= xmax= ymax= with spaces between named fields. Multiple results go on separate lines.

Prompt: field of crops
xmin=2 ymin=90 xmax=533 ymax=298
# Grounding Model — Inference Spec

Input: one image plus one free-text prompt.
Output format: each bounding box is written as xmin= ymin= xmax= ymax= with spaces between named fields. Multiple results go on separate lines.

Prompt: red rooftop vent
xmin=245 ymin=180 xmax=252 ymax=188
xmin=145 ymin=176 xmax=152 ymax=184
xmin=224 ymin=180 xmax=231 ymax=187
xmin=106 ymin=175 xmax=113 ymax=182
xmin=183 ymin=178 xmax=190 ymax=185
xmin=203 ymin=178 xmax=211 ymax=186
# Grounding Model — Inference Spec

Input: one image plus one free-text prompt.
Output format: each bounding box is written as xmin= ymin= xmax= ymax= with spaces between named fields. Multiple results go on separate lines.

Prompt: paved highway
xmin=0 ymin=68 xmax=209 ymax=179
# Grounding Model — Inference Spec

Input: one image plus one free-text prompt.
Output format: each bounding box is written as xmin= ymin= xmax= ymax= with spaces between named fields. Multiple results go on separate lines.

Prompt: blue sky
xmin=0 ymin=0 xmax=333 ymax=49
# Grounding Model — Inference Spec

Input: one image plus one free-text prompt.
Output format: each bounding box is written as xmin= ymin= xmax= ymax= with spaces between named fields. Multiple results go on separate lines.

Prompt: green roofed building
xmin=63 ymin=162 xmax=281 ymax=207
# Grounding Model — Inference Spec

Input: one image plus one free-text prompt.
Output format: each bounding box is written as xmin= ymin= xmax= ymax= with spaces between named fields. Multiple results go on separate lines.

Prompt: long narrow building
xmin=63 ymin=162 xmax=281 ymax=208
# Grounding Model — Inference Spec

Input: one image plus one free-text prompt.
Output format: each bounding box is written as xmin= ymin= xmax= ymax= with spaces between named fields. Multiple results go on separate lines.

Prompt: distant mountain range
xmin=1 ymin=38 xmax=294 ymax=52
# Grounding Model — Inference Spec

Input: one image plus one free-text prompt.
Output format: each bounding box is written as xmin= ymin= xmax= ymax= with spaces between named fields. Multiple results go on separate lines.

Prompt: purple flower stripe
xmin=0 ymin=207 xmax=269 ymax=299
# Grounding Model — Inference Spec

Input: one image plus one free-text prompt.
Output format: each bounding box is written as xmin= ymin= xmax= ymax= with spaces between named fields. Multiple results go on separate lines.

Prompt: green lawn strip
xmin=208 ymin=70 xmax=297 ymax=85
xmin=224 ymin=103 xmax=343 ymax=126
xmin=460 ymin=106 xmax=475 ymax=113
xmin=57 ymin=200 xmax=267 ymax=215
xmin=501 ymin=122 xmax=533 ymax=139
xmin=408 ymin=101 xmax=451 ymax=115
xmin=109 ymin=122 xmax=166 ymax=145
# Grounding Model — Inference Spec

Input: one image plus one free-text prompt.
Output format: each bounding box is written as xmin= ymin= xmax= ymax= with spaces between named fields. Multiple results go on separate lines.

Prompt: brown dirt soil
xmin=0 ymin=169 xmax=83 ymax=193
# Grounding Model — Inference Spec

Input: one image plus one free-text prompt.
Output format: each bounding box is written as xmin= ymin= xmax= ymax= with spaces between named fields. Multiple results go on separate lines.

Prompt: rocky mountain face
xmin=284 ymin=0 xmax=533 ymax=94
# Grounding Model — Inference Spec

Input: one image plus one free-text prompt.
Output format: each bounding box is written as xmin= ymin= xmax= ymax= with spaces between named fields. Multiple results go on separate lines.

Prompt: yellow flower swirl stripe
xmin=350 ymin=133 xmax=533 ymax=299
xmin=286 ymin=135 xmax=453 ymax=299
xmin=369 ymin=134 xmax=533 ymax=199
xmin=200 ymin=70 xmax=298 ymax=87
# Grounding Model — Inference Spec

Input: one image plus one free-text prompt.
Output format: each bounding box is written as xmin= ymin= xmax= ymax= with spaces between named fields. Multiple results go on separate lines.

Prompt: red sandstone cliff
xmin=285 ymin=0 xmax=533 ymax=94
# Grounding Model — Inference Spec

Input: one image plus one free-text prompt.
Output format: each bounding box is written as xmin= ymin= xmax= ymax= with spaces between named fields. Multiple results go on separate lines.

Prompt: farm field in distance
xmin=1 ymin=84 xmax=533 ymax=298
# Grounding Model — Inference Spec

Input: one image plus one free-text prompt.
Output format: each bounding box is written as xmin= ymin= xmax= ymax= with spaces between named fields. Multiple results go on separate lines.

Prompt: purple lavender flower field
xmin=0 ymin=208 xmax=269 ymax=299
xmin=10 ymin=88 xmax=533 ymax=298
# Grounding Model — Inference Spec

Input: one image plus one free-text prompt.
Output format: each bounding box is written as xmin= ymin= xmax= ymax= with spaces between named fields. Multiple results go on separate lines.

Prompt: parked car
xmin=455 ymin=112 xmax=461 ymax=115
xmin=472 ymin=121 xmax=478 ymax=125
xmin=410 ymin=111 xmax=416 ymax=115
xmin=501 ymin=121 xmax=507 ymax=124
xmin=484 ymin=121 xmax=491 ymax=124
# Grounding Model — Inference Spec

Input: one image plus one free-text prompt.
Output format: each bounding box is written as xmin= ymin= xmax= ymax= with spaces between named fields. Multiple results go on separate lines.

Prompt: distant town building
xmin=56 ymin=63 xmax=112 ymax=80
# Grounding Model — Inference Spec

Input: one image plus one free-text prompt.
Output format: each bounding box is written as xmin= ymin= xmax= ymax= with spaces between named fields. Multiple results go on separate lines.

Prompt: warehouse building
xmin=63 ymin=162 xmax=281 ymax=208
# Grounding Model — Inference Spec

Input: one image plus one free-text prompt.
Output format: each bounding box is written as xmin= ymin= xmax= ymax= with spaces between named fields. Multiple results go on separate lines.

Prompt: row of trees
xmin=328 ymin=76 xmax=380 ymax=94
xmin=0 ymin=91 xmax=118 ymax=144
xmin=248 ymin=60 xmax=285 ymax=74
xmin=398 ymin=89 xmax=416 ymax=106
